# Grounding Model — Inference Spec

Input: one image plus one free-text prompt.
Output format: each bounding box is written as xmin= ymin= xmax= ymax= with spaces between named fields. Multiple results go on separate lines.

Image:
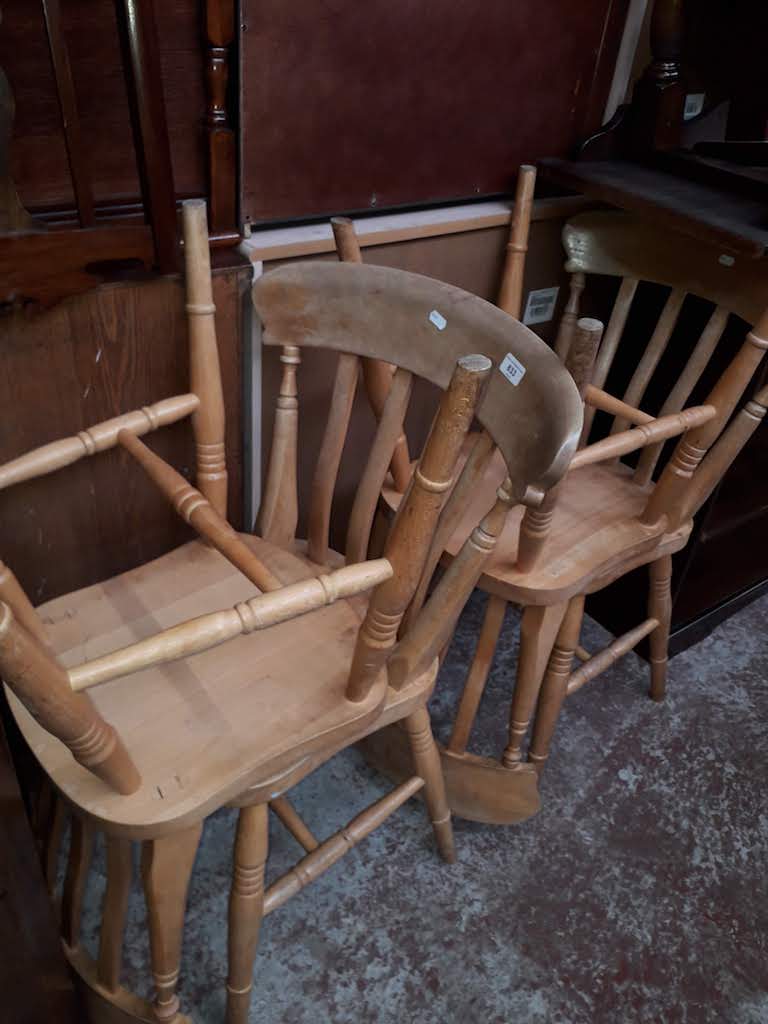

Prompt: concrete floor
xmin=77 ymin=590 xmax=768 ymax=1023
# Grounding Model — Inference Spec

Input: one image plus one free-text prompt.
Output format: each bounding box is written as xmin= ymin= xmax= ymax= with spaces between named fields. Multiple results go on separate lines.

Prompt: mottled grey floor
xmin=74 ymin=590 xmax=768 ymax=1023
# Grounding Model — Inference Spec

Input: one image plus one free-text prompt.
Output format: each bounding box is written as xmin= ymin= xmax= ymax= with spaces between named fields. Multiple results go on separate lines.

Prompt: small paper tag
xmin=523 ymin=286 xmax=559 ymax=325
xmin=499 ymin=352 xmax=526 ymax=386
xmin=684 ymin=92 xmax=705 ymax=121
xmin=428 ymin=309 xmax=447 ymax=331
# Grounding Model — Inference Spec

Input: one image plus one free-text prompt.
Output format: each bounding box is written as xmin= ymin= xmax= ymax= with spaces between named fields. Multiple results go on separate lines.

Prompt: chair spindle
xmin=346 ymin=368 xmax=413 ymax=565
xmin=183 ymin=199 xmax=228 ymax=517
xmin=259 ymin=345 xmax=300 ymax=546
xmin=307 ymin=352 xmax=360 ymax=565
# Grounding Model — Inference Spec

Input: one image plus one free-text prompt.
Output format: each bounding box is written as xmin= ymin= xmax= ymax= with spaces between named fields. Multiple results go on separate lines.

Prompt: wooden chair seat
xmin=383 ymin=451 xmax=692 ymax=607
xmin=7 ymin=535 xmax=435 ymax=837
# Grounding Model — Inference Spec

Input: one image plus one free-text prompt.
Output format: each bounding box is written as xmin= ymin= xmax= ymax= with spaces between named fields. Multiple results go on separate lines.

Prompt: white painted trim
xmin=239 ymin=196 xmax=588 ymax=264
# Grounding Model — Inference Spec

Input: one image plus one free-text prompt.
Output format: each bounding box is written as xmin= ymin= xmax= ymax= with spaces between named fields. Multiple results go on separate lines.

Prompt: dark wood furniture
xmin=538 ymin=0 xmax=768 ymax=653
xmin=1 ymin=0 xmax=240 ymax=307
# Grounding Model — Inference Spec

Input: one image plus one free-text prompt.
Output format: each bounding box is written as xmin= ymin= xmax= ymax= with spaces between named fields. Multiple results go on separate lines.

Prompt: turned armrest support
xmin=0 ymin=394 xmax=199 ymax=492
xmin=118 ymin=430 xmax=283 ymax=592
xmin=583 ymin=385 xmax=654 ymax=427
xmin=68 ymin=559 xmax=393 ymax=691
xmin=569 ymin=405 xmax=716 ymax=471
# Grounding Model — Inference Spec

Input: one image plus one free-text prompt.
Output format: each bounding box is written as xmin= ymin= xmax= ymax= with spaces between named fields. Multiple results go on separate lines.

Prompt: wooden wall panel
xmin=242 ymin=0 xmax=630 ymax=224
xmin=1 ymin=0 xmax=207 ymax=214
xmin=0 ymin=266 xmax=247 ymax=603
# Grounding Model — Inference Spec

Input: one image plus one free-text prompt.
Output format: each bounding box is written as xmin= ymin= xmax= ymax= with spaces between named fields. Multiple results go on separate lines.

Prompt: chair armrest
xmin=68 ymin=559 xmax=393 ymax=692
xmin=570 ymin=405 xmax=716 ymax=472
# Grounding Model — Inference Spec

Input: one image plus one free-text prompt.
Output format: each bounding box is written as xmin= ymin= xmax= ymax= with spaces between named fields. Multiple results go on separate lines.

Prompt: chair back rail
xmin=252 ymin=262 xmax=582 ymax=496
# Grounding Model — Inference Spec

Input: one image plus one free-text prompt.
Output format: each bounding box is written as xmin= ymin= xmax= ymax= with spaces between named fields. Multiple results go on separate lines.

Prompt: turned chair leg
xmin=648 ymin=554 xmax=673 ymax=702
xmin=141 ymin=823 xmax=202 ymax=1023
xmin=404 ymin=706 xmax=456 ymax=863
xmin=226 ymin=803 xmax=269 ymax=1024
xmin=502 ymin=602 xmax=568 ymax=767
xmin=528 ymin=595 xmax=585 ymax=776
xmin=447 ymin=594 xmax=507 ymax=755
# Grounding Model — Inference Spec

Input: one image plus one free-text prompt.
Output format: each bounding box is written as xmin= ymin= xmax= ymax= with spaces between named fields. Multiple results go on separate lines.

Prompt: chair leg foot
xmin=404 ymin=706 xmax=456 ymax=863
xmin=226 ymin=803 xmax=269 ymax=1024
xmin=648 ymin=555 xmax=672 ymax=702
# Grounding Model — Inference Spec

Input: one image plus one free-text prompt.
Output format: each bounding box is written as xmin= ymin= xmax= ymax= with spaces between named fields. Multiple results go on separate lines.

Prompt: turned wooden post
xmin=0 ymin=602 xmax=140 ymax=794
xmin=642 ymin=316 xmax=768 ymax=529
xmin=527 ymin=595 xmax=585 ymax=775
xmin=554 ymin=272 xmax=586 ymax=362
xmin=259 ymin=345 xmax=300 ymax=545
xmin=226 ymin=803 xmax=269 ymax=1024
xmin=182 ymin=199 xmax=228 ymax=517
xmin=647 ymin=554 xmax=673 ymax=702
xmin=331 ymin=216 xmax=411 ymax=492
xmin=346 ymin=355 xmax=491 ymax=702
xmin=516 ymin=317 xmax=602 ymax=572
xmin=142 ymin=823 xmax=202 ymax=1023
xmin=496 ymin=164 xmax=536 ymax=318
xmin=681 ymin=383 xmax=768 ymax=520
xmin=0 ymin=558 xmax=49 ymax=646
xmin=389 ymin=476 xmax=516 ymax=688
xmin=403 ymin=706 xmax=455 ymax=863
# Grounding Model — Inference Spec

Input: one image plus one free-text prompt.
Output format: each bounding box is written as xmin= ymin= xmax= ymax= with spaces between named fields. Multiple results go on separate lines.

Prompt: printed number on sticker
xmin=499 ymin=352 xmax=526 ymax=386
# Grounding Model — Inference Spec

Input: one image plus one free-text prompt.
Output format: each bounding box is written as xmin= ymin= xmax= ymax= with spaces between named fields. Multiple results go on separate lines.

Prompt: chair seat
xmin=382 ymin=447 xmax=692 ymax=606
xmin=7 ymin=535 xmax=435 ymax=837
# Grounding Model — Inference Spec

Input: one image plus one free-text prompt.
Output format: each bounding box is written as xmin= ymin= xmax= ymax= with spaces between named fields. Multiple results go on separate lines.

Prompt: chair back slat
xmin=611 ymin=287 xmax=687 ymax=435
xmin=346 ymin=368 xmax=413 ymax=565
xmin=259 ymin=346 xmax=301 ymax=546
xmin=346 ymin=356 xmax=491 ymax=702
xmin=331 ymin=217 xmax=412 ymax=492
xmin=581 ymin=276 xmax=638 ymax=440
xmin=634 ymin=305 xmax=728 ymax=485
xmin=307 ymin=352 xmax=360 ymax=565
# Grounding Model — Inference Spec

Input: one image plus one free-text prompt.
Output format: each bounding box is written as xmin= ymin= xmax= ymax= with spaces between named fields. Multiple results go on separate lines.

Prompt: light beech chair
xmin=344 ymin=204 xmax=768 ymax=826
xmin=0 ymin=199 xmax=581 ymax=1022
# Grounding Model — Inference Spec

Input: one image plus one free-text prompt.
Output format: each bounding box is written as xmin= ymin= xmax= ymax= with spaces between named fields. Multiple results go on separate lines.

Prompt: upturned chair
xmin=0 ymin=200 xmax=581 ymax=1022
xmin=349 ymin=206 xmax=768 ymax=826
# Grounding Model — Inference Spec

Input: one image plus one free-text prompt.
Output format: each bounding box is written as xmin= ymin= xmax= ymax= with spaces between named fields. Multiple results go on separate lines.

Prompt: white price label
xmin=428 ymin=309 xmax=447 ymax=331
xmin=499 ymin=352 xmax=526 ymax=386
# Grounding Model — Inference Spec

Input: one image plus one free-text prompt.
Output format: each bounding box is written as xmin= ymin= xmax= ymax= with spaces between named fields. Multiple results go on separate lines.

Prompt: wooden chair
xmin=0 ymin=200 xmax=581 ymax=1023
xmin=356 ymin=207 xmax=768 ymax=826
